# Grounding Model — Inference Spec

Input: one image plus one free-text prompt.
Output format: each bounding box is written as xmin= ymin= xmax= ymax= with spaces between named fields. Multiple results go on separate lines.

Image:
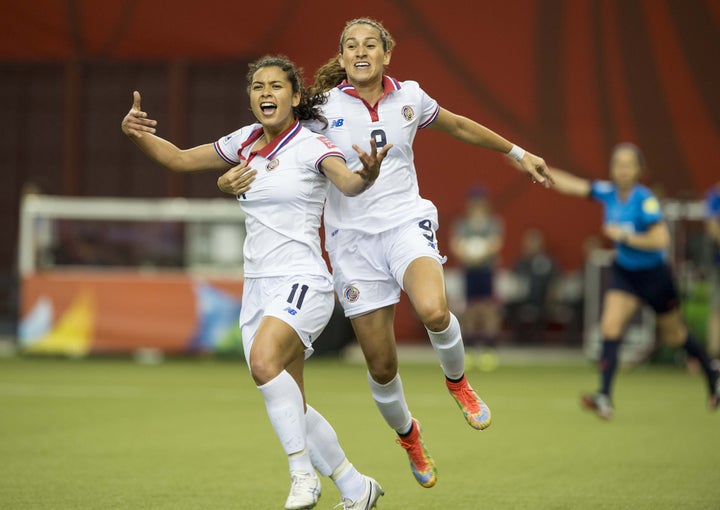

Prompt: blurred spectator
xmin=506 ymin=227 xmax=560 ymax=344
xmin=706 ymin=182 xmax=720 ymax=361
xmin=546 ymin=234 xmax=603 ymax=345
xmin=450 ymin=186 xmax=504 ymax=370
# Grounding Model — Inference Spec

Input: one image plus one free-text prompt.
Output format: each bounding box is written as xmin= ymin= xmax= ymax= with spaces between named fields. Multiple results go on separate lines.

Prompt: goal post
xmin=18 ymin=194 xmax=247 ymax=356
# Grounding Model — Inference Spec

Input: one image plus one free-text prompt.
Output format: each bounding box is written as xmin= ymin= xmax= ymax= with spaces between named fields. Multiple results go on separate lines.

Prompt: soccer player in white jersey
xmin=307 ymin=18 xmax=554 ymax=488
xmin=121 ymin=55 xmax=390 ymax=510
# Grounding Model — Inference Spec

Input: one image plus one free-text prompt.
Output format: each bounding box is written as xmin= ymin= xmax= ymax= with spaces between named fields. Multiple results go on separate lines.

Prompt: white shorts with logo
xmin=239 ymin=274 xmax=334 ymax=364
xmin=326 ymin=217 xmax=447 ymax=318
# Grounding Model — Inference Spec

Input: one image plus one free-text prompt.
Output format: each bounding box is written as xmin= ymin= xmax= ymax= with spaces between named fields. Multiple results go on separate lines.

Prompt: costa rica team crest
xmin=266 ymin=159 xmax=279 ymax=171
xmin=401 ymin=105 xmax=415 ymax=121
xmin=344 ymin=285 xmax=360 ymax=303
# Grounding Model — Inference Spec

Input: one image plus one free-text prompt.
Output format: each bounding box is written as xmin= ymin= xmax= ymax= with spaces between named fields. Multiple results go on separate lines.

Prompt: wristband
xmin=508 ymin=144 xmax=526 ymax=161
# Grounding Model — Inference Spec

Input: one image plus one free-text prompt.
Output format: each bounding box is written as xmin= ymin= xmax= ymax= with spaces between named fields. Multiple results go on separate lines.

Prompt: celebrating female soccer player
xmin=307 ymin=17 xmax=553 ymax=488
xmin=546 ymin=143 xmax=720 ymax=420
xmin=122 ymin=55 xmax=390 ymax=510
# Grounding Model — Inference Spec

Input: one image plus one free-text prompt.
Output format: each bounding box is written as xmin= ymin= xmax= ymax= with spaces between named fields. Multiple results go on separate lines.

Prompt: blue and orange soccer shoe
xmin=446 ymin=375 xmax=492 ymax=430
xmin=396 ymin=418 xmax=437 ymax=488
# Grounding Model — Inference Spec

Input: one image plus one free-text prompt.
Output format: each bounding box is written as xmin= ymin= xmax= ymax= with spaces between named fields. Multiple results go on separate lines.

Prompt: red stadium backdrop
xmin=3 ymin=0 xmax=720 ymax=347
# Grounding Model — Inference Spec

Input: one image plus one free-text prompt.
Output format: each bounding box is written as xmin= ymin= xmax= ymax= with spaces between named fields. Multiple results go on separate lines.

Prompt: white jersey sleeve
xmin=214 ymin=125 xmax=259 ymax=165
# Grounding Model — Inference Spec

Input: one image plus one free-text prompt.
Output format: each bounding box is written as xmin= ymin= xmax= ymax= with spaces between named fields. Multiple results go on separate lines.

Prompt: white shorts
xmin=239 ymin=274 xmax=334 ymax=364
xmin=326 ymin=218 xmax=447 ymax=318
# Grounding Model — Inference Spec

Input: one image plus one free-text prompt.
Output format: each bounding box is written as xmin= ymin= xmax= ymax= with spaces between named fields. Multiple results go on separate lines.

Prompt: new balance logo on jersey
xmin=284 ymin=307 xmax=298 ymax=316
xmin=330 ymin=118 xmax=345 ymax=128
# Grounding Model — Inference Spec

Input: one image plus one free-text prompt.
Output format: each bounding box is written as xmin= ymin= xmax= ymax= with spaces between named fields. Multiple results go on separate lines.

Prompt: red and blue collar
xmin=337 ymin=75 xmax=401 ymax=101
xmin=238 ymin=119 xmax=302 ymax=162
xmin=337 ymin=76 xmax=401 ymax=122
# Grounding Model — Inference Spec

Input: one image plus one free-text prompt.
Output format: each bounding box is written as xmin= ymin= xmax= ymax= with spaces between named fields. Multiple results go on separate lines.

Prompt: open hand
xmin=352 ymin=139 xmax=393 ymax=184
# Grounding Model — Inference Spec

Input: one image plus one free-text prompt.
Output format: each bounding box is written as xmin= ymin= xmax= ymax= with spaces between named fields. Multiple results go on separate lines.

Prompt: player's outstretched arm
xmin=321 ymin=139 xmax=393 ymax=197
xmin=430 ymin=108 xmax=553 ymax=187
xmin=544 ymin=167 xmax=592 ymax=197
xmin=121 ymin=91 xmax=229 ymax=173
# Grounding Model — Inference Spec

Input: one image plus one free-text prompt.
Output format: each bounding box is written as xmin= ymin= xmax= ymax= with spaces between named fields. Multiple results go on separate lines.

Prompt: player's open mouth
xmin=354 ymin=62 xmax=370 ymax=69
xmin=260 ymin=102 xmax=277 ymax=115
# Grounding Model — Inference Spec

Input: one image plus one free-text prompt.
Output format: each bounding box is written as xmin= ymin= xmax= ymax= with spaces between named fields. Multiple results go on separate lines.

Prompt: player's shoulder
xmin=297 ymin=125 xmax=339 ymax=151
xmin=633 ymin=184 xmax=655 ymax=200
xmin=633 ymin=185 xmax=662 ymax=214
xmin=221 ymin=123 xmax=261 ymax=144
xmin=706 ymin=185 xmax=720 ymax=202
xmin=396 ymin=78 xmax=422 ymax=90
xmin=392 ymin=79 xmax=426 ymax=98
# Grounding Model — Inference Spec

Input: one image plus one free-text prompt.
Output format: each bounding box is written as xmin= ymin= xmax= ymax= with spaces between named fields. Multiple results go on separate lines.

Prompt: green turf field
xmin=1 ymin=355 xmax=718 ymax=509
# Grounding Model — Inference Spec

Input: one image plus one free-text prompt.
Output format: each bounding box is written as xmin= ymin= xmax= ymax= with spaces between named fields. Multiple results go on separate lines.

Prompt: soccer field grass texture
xmin=1 ymin=358 xmax=718 ymax=509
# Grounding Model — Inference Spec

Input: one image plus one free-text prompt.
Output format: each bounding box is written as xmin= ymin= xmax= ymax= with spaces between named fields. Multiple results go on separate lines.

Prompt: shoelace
xmin=452 ymin=385 xmax=482 ymax=413
xmin=396 ymin=436 xmax=430 ymax=470
xmin=290 ymin=474 xmax=319 ymax=496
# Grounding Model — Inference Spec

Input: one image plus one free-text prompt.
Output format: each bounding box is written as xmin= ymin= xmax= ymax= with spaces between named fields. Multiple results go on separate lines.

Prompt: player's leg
xmin=582 ymin=289 xmax=639 ymax=419
xmin=350 ymin=305 xmax=411 ymax=429
xmin=350 ymin=307 xmax=437 ymax=488
xmin=305 ymin=404 xmax=384 ymax=508
xmin=326 ymin=225 xmax=436 ymax=488
xmin=250 ymin=276 xmax=335 ymax=509
xmin=250 ymin=319 xmax=320 ymax=509
xmin=656 ymin=309 xmax=720 ymax=409
xmin=403 ymin=256 xmax=492 ymax=430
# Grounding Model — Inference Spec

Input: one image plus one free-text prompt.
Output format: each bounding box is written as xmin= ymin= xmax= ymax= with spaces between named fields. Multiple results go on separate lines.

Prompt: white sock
xmin=305 ymin=405 xmax=366 ymax=501
xmin=257 ymin=370 xmax=313 ymax=474
xmin=332 ymin=459 xmax=367 ymax=502
xmin=367 ymin=372 xmax=413 ymax=434
xmin=305 ymin=404 xmax=345 ymax=477
xmin=427 ymin=313 xmax=465 ymax=380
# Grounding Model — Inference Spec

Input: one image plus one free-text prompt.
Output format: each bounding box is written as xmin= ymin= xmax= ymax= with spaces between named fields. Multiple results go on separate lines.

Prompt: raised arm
xmin=121 ymin=91 xmax=230 ymax=173
xmin=545 ymin=167 xmax=593 ymax=197
xmin=320 ymin=139 xmax=393 ymax=197
xmin=430 ymin=107 xmax=553 ymax=187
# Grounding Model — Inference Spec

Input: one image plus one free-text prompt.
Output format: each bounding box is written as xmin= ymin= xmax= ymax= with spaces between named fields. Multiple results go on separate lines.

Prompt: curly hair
xmin=247 ymin=55 xmax=328 ymax=128
xmin=310 ymin=18 xmax=395 ymax=95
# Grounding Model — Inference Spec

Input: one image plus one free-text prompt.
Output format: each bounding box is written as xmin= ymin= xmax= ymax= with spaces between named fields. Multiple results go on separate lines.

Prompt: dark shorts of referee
xmin=464 ymin=266 xmax=495 ymax=301
xmin=608 ymin=261 xmax=679 ymax=314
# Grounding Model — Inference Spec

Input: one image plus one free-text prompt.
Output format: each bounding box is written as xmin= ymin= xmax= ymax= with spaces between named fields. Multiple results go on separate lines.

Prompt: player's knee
xmin=367 ymin=358 xmax=398 ymax=384
xmin=249 ymin=355 xmax=281 ymax=385
xmin=419 ymin=305 xmax=450 ymax=332
xmin=600 ymin=322 xmax=623 ymax=339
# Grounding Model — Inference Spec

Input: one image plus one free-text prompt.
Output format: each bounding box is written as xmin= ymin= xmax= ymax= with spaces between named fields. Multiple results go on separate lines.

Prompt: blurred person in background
xmin=506 ymin=227 xmax=560 ymax=344
xmin=450 ymin=186 xmax=504 ymax=371
xmin=545 ymin=143 xmax=720 ymax=420
xmin=309 ymin=17 xmax=553 ymax=488
xmin=122 ymin=55 xmax=389 ymax=510
xmin=706 ymin=182 xmax=720 ymax=364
